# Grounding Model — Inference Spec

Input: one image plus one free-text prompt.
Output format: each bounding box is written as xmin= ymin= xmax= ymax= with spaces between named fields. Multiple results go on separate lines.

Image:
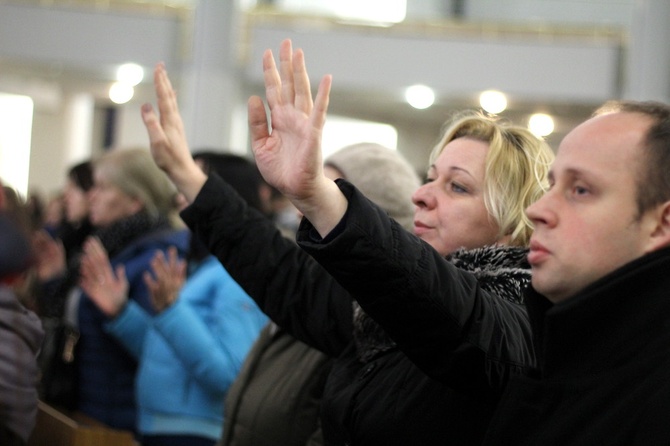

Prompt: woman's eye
xmin=451 ymin=182 xmax=467 ymax=193
xmin=423 ymin=177 xmax=435 ymax=185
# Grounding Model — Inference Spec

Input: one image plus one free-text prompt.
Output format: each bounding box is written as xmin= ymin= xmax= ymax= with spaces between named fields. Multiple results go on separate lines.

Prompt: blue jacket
xmin=106 ymin=255 xmax=268 ymax=440
xmin=76 ymin=228 xmax=189 ymax=432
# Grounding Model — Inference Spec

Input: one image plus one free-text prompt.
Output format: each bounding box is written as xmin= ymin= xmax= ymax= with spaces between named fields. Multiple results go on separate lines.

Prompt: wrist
xmin=294 ymin=179 xmax=348 ymax=238
xmin=169 ymin=162 xmax=207 ymax=204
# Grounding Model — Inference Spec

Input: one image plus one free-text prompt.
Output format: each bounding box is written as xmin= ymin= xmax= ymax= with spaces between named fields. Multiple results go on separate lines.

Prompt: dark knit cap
xmin=0 ymin=213 xmax=33 ymax=281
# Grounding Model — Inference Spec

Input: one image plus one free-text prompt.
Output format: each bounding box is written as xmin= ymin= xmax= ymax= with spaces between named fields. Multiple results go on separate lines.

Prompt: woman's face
xmin=412 ymin=137 xmax=501 ymax=256
xmin=63 ymin=178 xmax=89 ymax=224
xmin=88 ymin=169 xmax=142 ymax=227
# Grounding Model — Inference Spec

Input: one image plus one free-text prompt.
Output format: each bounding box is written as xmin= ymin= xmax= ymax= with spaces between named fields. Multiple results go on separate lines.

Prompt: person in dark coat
xmin=239 ymin=40 xmax=670 ymax=446
xmin=0 ymin=192 xmax=44 ymax=445
xmin=33 ymin=160 xmax=95 ymax=410
xmin=139 ymin=47 xmax=553 ymax=445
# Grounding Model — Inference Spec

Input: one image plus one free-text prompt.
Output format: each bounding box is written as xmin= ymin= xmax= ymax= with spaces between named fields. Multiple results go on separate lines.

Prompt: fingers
xmin=143 ymin=270 xmax=157 ymax=290
xmin=149 ymin=249 xmax=168 ymax=280
xmin=312 ymin=74 xmax=332 ymax=131
xmin=279 ymin=39 xmax=295 ymax=106
xmin=263 ymin=49 xmax=282 ymax=110
xmin=248 ymin=95 xmax=270 ymax=151
xmin=155 ymin=63 xmax=180 ymax=126
xmin=166 ymin=246 xmax=186 ymax=277
xmin=142 ymin=64 xmax=170 ymax=143
xmin=114 ymin=264 xmax=126 ymax=283
xmin=141 ymin=103 xmax=164 ymax=145
xmin=293 ymin=49 xmax=314 ymax=115
xmin=143 ymin=63 xmax=183 ymax=140
xmin=149 ymin=247 xmax=184 ymax=282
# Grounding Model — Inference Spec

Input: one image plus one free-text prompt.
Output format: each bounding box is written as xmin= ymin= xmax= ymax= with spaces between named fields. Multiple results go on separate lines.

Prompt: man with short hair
xmin=479 ymin=100 xmax=670 ymax=444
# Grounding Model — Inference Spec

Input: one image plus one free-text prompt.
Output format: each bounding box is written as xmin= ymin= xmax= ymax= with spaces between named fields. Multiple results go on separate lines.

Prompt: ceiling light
xmin=528 ymin=113 xmax=555 ymax=137
xmin=479 ymin=90 xmax=507 ymax=114
xmin=109 ymin=82 xmax=134 ymax=104
xmin=405 ymin=84 xmax=435 ymax=110
xmin=117 ymin=63 xmax=144 ymax=87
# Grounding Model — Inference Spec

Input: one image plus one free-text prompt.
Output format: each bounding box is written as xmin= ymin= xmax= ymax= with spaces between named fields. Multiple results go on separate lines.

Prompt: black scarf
xmin=353 ymin=245 xmax=531 ymax=363
xmin=94 ymin=212 xmax=170 ymax=258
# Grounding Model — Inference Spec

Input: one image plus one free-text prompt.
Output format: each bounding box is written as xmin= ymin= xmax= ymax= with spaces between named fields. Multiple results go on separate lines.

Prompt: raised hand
xmin=143 ymin=246 xmax=186 ymax=313
xmin=32 ymin=230 xmax=67 ymax=281
xmin=249 ymin=39 xmax=347 ymax=236
xmin=79 ymin=237 xmax=129 ymax=318
xmin=141 ymin=63 xmax=207 ymax=203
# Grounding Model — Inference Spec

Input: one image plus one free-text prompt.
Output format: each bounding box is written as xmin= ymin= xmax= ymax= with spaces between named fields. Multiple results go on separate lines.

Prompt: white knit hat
xmin=325 ymin=143 xmax=420 ymax=231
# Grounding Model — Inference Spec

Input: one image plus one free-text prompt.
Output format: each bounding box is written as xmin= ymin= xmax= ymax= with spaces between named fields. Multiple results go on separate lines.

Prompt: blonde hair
xmin=429 ymin=111 xmax=554 ymax=247
xmin=94 ymin=148 xmax=175 ymax=220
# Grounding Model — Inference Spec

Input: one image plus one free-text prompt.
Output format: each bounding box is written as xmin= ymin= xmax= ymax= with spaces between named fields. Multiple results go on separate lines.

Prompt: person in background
xmin=140 ymin=53 xmax=553 ymax=444
xmin=58 ymin=161 xmax=95 ymax=262
xmin=75 ymin=148 xmax=188 ymax=434
xmin=0 ymin=181 xmax=44 ymax=446
xmin=32 ymin=160 xmax=95 ymax=410
xmin=41 ymin=191 xmax=65 ymax=237
xmin=80 ymin=151 xmax=268 ymax=446
xmin=33 ymin=160 xmax=94 ymax=317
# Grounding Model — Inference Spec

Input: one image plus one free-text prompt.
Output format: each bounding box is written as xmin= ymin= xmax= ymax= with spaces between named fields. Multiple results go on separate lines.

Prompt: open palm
xmin=248 ymin=39 xmax=332 ymax=204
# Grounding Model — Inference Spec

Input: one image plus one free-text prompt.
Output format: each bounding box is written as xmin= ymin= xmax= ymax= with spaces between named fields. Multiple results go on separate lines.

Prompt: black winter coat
xmin=297 ymin=180 xmax=670 ymax=445
xmin=181 ymin=175 xmax=534 ymax=446
xmin=297 ymin=180 xmax=535 ymax=391
xmin=482 ymin=247 xmax=670 ymax=445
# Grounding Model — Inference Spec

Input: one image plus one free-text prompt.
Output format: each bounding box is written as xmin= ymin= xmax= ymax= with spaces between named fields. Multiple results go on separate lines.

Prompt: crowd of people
xmin=1 ymin=37 xmax=669 ymax=446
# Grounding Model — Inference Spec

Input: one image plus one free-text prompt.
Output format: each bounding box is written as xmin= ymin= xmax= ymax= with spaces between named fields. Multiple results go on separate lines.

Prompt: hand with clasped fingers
xmin=79 ymin=237 xmax=128 ymax=318
xmin=143 ymin=246 xmax=186 ymax=313
xmin=247 ymin=39 xmax=347 ymax=237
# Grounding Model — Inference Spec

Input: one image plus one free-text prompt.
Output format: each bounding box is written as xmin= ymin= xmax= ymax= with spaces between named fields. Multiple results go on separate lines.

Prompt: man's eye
xmin=574 ymin=186 xmax=589 ymax=195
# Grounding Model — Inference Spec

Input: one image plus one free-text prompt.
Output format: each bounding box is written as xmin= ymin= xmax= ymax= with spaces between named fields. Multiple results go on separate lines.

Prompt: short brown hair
xmin=594 ymin=100 xmax=670 ymax=215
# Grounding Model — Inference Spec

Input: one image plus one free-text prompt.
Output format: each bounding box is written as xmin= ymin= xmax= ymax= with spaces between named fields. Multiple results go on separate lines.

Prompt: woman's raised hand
xmin=249 ymin=39 xmax=347 ymax=236
xmin=141 ymin=63 xmax=207 ymax=203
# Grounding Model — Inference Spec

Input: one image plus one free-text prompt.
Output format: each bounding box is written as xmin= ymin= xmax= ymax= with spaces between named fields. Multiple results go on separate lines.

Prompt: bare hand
xmin=79 ymin=237 xmax=129 ymax=318
xmin=32 ymin=230 xmax=67 ymax=281
xmin=248 ymin=39 xmax=333 ymax=203
xmin=141 ymin=63 xmax=207 ymax=203
xmin=143 ymin=246 xmax=186 ymax=313
xmin=249 ymin=39 xmax=347 ymax=236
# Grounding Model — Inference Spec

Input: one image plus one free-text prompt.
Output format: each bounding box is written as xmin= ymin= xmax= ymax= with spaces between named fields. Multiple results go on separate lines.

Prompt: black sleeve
xmin=180 ymin=174 xmax=353 ymax=357
xmin=296 ymin=179 xmax=534 ymax=391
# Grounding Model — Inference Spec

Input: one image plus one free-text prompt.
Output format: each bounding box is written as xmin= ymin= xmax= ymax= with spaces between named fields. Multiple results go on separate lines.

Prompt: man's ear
xmin=647 ymin=201 xmax=670 ymax=252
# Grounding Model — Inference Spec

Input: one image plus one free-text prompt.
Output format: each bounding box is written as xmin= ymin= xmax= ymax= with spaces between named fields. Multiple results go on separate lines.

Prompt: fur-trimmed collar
xmin=446 ymin=245 xmax=530 ymax=304
xmin=354 ymin=245 xmax=531 ymax=363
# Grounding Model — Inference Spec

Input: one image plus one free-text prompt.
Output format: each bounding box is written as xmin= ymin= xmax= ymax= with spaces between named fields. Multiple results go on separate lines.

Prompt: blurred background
xmin=0 ymin=0 xmax=668 ymax=198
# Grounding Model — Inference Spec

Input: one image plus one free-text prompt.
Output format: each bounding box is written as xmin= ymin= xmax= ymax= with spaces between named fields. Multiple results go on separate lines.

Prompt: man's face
xmin=526 ymin=112 xmax=659 ymax=303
